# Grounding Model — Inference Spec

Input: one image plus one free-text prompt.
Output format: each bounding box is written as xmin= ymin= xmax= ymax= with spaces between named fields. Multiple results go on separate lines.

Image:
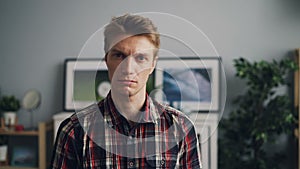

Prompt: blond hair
xmin=104 ymin=14 xmax=160 ymax=57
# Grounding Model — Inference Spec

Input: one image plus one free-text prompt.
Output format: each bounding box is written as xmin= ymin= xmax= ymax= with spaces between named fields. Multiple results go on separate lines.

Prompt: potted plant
xmin=0 ymin=95 xmax=20 ymax=127
xmin=219 ymin=57 xmax=298 ymax=169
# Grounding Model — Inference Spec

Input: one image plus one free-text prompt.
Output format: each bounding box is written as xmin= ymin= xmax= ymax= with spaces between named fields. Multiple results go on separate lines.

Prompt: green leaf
xmin=219 ymin=57 xmax=297 ymax=169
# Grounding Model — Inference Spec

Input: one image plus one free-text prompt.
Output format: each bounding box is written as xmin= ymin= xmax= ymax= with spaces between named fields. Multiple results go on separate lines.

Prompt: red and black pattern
xmin=51 ymin=92 xmax=202 ymax=169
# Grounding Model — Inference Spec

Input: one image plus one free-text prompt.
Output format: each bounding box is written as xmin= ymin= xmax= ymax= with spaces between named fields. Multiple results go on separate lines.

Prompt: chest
xmin=82 ymin=143 xmax=179 ymax=169
xmin=81 ymin=123 xmax=181 ymax=169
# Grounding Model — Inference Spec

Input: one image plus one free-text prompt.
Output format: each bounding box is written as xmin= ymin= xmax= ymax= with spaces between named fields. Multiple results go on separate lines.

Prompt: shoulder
xmin=152 ymin=100 xmax=195 ymax=131
xmin=154 ymin=100 xmax=191 ymax=120
xmin=55 ymin=113 xmax=81 ymax=142
xmin=56 ymin=103 xmax=102 ymax=141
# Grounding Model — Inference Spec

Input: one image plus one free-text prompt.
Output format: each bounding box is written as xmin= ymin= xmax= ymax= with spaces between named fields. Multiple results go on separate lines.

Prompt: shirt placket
xmin=126 ymin=124 xmax=139 ymax=169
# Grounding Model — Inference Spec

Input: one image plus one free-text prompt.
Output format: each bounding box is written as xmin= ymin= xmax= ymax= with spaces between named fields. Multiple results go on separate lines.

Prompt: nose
xmin=120 ymin=56 xmax=135 ymax=75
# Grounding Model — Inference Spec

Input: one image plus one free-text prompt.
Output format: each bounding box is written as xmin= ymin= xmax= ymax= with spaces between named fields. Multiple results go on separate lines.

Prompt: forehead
xmin=110 ymin=36 xmax=156 ymax=55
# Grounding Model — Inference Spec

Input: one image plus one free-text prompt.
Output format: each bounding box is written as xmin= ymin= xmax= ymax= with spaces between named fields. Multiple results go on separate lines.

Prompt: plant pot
xmin=3 ymin=112 xmax=17 ymax=126
xmin=0 ymin=145 xmax=8 ymax=162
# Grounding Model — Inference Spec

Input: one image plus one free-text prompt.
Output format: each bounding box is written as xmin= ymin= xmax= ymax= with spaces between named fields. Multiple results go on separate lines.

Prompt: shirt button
xmin=128 ymin=161 xmax=134 ymax=167
xmin=161 ymin=159 xmax=165 ymax=166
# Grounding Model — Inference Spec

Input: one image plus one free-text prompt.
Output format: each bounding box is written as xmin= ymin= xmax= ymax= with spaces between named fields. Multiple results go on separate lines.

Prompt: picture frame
xmin=64 ymin=59 xmax=110 ymax=111
xmin=63 ymin=58 xmax=156 ymax=112
xmin=154 ymin=57 xmax=220 ymax=112
xmin=0 ymin=145 xmax=8 ymax=166
xmin=10 ymin=145 xmax=38 ymax=167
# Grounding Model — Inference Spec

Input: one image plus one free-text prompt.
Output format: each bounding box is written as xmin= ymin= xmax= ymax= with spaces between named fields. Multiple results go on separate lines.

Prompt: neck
xmin=111 ymin=90 xmax=146 ymax=122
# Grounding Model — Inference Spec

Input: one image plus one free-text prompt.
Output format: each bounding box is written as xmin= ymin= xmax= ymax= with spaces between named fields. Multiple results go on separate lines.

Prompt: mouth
xmin=117 ymin=80 xmax=137 ymax=85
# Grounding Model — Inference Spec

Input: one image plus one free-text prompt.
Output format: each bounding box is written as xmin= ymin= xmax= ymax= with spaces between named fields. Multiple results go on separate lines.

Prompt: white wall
xmin=0 ymin=0 xmax=300 ymax=128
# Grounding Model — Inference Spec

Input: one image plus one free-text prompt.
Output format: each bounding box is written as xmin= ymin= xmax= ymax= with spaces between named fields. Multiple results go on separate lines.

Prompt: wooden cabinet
xmin=0 ymin=122 xmax=53 ymax=169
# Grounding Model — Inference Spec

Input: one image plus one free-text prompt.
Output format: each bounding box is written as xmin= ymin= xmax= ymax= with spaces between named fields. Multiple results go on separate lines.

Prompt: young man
xmin=51 ymin=14 xmax=202 ymax=169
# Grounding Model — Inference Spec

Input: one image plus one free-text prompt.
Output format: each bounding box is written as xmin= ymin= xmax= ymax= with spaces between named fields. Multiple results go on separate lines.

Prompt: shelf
xmin=0 ymin=166 xmax=38 ymax=169
xmin=0 ymin=121 xmax=54 ymax=169
xmin=0 ymin=130 xmax=38 ymax=136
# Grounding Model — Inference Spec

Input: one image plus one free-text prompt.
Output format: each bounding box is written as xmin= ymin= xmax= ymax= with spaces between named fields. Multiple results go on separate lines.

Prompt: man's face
xmin=105 ymin=36 xmax=157 ymax=97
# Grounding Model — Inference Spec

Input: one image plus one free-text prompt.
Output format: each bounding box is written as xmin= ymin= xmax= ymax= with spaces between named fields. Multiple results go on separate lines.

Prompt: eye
xmin=112 ymin=52 xmax=126 ymax=60
xmin=136 ymin=54 xmax=147 ymax=62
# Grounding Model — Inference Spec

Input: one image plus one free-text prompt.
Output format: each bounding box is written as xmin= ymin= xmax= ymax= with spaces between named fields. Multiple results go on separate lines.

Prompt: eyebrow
xmin=109 ymin=49 xmax=125 ymax=54
xmin=109 ymin=49 xmax=150 ymax=57
xmin=133 ymin=52 xmax=150 ymax=57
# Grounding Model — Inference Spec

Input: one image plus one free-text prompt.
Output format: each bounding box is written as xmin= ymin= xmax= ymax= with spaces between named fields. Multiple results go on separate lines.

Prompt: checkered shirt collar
xmin=103 ymin=92 xmax=160 ymax=127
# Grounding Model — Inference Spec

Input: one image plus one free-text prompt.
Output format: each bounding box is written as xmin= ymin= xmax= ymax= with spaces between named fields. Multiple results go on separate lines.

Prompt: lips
xmin=117 ymin=80 xmax=137 ymax=85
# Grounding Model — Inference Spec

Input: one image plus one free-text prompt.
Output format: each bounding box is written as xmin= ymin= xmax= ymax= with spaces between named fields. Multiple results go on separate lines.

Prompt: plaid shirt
xmin=51 ymin=93 xmax=202 ymax=169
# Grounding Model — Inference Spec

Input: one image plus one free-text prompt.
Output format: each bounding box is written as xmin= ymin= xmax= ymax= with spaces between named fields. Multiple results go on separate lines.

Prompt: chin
xmin=112 ymin=87 xmax=131 ymax=97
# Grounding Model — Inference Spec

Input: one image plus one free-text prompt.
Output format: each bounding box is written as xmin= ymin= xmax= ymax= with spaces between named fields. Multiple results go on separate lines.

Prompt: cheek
xmin=139 ymin=68 xmax=152 ymax=81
